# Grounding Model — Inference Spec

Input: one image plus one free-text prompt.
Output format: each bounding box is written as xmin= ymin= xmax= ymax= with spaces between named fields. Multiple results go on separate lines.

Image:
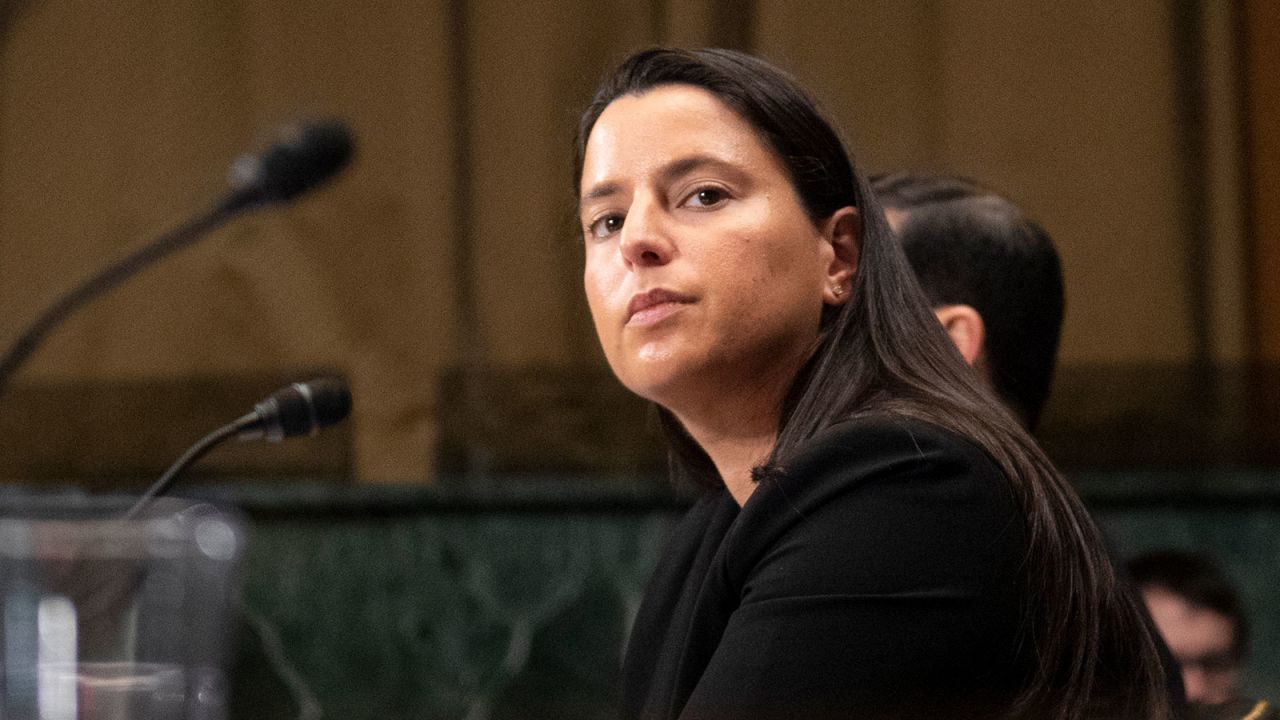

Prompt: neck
xmin=658 ymin=340 xmax=812 ymax=506
xmin=678 ymin=410 xmax=778 ymax=507
xmin=668 ymin=360 xmax=797 ymax=506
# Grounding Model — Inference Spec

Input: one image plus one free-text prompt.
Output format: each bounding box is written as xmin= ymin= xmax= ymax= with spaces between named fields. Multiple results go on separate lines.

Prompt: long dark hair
xmin=574 ymin=48 xmax=1169 ymax=719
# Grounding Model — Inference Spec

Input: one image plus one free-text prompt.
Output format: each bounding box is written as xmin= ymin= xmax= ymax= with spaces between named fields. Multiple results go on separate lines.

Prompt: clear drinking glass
xmin=0 ymin=496 xmax=244 ymax=720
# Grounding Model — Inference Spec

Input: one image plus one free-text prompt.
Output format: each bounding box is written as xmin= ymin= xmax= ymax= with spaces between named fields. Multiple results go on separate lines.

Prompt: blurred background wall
xmin=0 ymin=0 xmax=1275 ymax=483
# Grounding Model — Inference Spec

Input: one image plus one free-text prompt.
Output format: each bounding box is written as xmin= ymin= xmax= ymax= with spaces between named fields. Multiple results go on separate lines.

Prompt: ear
xmin=820 ymin=206 xmax=859 ymax=305
xmin=934 ymin=304 xmax=986 ymax=368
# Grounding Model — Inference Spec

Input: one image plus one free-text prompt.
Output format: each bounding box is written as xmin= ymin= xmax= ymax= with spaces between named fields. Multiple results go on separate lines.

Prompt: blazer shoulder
xmin=726 ymin=412 xmax=1027 ymax=615
xmin=779 ymin=413 xmax=1006 ymax=491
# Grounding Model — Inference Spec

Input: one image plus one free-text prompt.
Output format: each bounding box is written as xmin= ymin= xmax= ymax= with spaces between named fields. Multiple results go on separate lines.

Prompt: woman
xmin=575 ymin=48 xmax=1170 ymax=719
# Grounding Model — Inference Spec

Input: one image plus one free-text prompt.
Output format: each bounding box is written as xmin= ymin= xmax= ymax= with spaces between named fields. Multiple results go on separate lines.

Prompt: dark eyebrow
xmin=578 ymin=153 xmax=744 ymax=212
xmin=581 ymin=182 xmax=622 ymax=207
xmin=657 ymin=154 xmax=741 ymax=183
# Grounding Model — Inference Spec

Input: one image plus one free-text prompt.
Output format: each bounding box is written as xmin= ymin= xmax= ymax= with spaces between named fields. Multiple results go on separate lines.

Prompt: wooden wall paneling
xmin=236 ymin=0 xmax=459 ymax=480
xmin=0 ymin=2 xmax=243 ymax=377
xmin=0 ymin=0 xmax=460 ymax=481
xmin=754 ymin=0 xmax=945 ymax=173
xmin=939 ymin=1 xmax=1193 ymax=364
xmin=1169 ymin=0 xmax=1214 ymax=366
xmin=1243 ymin=0 xmax=1280 ymax=360
xmin=759 ymin=1 xmax=1197 ymax=364
xmin=1199 ymin=0 xmax=1250 ymax=363
xmin=2 ymin=0 xmax=1263 ymax=482
xmin=441 ymin=0 xmax=662 ymax=477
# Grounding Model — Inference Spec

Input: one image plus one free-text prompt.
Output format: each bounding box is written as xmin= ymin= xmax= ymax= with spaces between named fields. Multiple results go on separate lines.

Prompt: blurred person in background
xmin=872 ymin=173 xmax=1064 ymax=432
xmin=1130 ymin=550 xmax=1275 ymax=720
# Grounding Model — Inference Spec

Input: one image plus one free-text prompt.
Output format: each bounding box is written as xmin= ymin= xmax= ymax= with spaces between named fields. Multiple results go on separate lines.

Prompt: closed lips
xmin=627 ymin=289 xmax=694 ymax=322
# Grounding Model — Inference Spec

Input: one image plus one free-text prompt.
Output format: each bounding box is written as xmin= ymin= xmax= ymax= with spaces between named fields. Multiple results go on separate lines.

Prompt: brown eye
xmin=687 ymin=187 xmax=727 ymax=208
xmin=589 ymin=214 xmax=624 ymax=239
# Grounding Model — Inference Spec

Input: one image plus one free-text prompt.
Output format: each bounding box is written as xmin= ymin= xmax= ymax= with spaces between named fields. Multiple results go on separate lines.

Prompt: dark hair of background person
xmin=573 ymin=47 xmax=1170 ymax=720
xmin=1130 ymin=550 xmax=1250 ymax=661
xmin=871 ymin=173 xmax=1065 ymax=431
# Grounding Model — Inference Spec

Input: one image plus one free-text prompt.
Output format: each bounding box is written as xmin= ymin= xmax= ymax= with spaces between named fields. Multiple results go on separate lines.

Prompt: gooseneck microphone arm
xmin=0 ymin=120 xmax=354 ymax=401
xmin=123 ymin=376 xmax=352 ymax=520
xmin=0 ymin=198 xmax=246 ymax=401
xmin=123 ymin=412 xmax=257 ymax=521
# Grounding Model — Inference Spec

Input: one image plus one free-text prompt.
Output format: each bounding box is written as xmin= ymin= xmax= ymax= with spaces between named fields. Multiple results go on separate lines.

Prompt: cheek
xmin=737 ymin=202 xmax=824 ymax=280
xmin=754 ymin=229 xmax=825 ymax=307
xmin=583 ymin=259 xmax=620 ymax=339
xmin=582 ymin=274 xmax=607 ymax=333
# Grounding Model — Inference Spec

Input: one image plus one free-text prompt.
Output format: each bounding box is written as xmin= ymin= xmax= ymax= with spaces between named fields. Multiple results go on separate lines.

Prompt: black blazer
xmin=622 ymin=416 xmax=1031 ymax=720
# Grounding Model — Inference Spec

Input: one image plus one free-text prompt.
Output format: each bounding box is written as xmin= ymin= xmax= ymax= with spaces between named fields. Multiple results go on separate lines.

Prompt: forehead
xmin=580 ymin=84 xmax=781 ymax=191
xmin=1143 ymin=588 xmax=1236 ymax=651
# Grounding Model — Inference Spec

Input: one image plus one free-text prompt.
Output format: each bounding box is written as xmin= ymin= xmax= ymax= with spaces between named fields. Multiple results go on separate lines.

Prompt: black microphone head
xmin=302 ymin=376 xmax=353 ymax=429
xmin=246 ymin=376 xmax=352 ymax=442
xmin=229 ymin=120 xmax=354 ymax=207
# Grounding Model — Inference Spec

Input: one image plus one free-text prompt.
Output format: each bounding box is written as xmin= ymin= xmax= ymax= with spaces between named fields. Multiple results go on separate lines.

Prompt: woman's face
xmin=579 ymin=84 xmax=848 ymax=417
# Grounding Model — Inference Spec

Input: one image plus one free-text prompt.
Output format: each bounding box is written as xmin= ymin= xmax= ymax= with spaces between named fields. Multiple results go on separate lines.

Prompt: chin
xmin=614 ymin=372 xmax=676 ymax=407
xmin=607 ymin=342 xmax=711 ymax=408
xmin=610 ymin=364 xmax=687 ymax=409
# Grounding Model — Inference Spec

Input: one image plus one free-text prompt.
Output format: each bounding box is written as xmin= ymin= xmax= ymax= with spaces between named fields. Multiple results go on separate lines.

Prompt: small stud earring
xmin=832 ymin=285 xmax=845 ymax=298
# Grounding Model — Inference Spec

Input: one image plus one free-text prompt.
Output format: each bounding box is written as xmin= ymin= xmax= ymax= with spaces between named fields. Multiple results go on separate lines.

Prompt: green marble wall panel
xmin=228 ymin=504 xmax=680 ymax=720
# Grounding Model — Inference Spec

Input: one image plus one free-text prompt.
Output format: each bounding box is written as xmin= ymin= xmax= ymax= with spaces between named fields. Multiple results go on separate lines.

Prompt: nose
xmin=619 ymin=195 xmax=674 ymax=268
